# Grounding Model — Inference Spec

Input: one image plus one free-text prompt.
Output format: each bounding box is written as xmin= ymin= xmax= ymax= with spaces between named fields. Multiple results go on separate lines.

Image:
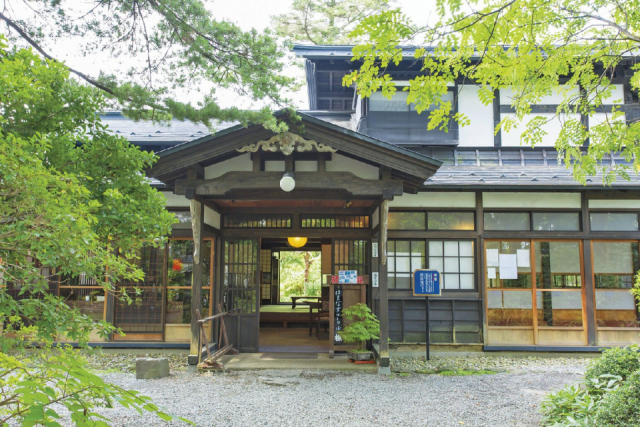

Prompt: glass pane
xmin=460 ymin=257 xmax=474 ymax=273
xmin=444 ymin=274 xmax=459 ymax=289
xmin=444 ymin=257 xmax=459 ymax=273
xmin=535 ymin=241 xmax=582 ymax=289
xmin=166 ymin=290 xmax=211 ymax=324
xmin=487 ymin=290 xmax=533 ymax=326
xmin=396 ymin=257 xmax=411 ymax=272
xmin=444 ymin=241 xmax=459 ymax=256
xmin=486 ymin=241 xmax=532 ymax=288
xmin=429 ymin=241 xmax=443 ymax=256
xmin=396 ymin=274 xmax=411 ymax=289
xmin=413 ymin=241 xmax=426 ymax=255
xmin=168 ymin=240 xmax=212 ymax=287
xmin=396 ymin=240 xmax=410 ymax=254
xmin=593 ymin=242 xmax=638 ymax=289
xmin=388 ymin=212 xmax=425 ymax=230
xmin=595 ymin=290 xmax=640 ymax=327
xmin=388 ymin=257 xmax=395 ymax=273
xmin=460 ymin=274 xmax=474 ymax=289
xmin=536 ymin=291 xmax=583 ymax=327
xmin=369 ymin=91 xmax=410 ymax=111
xmin=533 ymin=212 xmax=580 ymax=231
xmin=484 ymin=212 xmax=530 ymax=231
xmin=459 ymin=241 xmax=473 ymax=257
xmin=428 ymin=212 xmax=475 ymax=230
xmin=590 ymin=213 xmax=639 ymax=231
xmin=429 ymin=257 xmax=444 ymax=272
xmin=411 ymin=256 xmax=424 ymax=271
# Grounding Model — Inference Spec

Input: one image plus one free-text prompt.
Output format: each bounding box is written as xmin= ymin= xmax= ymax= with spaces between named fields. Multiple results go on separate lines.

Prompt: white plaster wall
xmin=599 ymin=84 xmax=624 ymax=104
xmin=500 ymin=113 xmax=580 ymax=147
xmin=326 ymin=153 xmax=379 ymax=179
xmin=162 ymin=191 xmax=190 ymax=208
xmin=390 ymin=192 xmax=476 ymax=208
xmin=204 ymin=153 xmax=252 ymax=179
xmin=457 ymin=85 xmax=494 ymax=147
xmin=204 ymin=207 xmax=220 ymax=228
xmin=483 ymin=192 xmax=581 ymax=208
xmin=500 ymin=86 xmax=580 ymax=105
xmin=589 ymin=199 xmax=640 ymax=209
xmin=295 ymin=161 xmax=317 ymax=171
xmin=264 ymin=160 xmax=285 ymax=172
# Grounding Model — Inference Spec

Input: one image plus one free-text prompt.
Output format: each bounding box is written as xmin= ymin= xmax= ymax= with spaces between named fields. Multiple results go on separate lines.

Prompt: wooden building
xmin=57 ymin=46 xmax=640 ymax=366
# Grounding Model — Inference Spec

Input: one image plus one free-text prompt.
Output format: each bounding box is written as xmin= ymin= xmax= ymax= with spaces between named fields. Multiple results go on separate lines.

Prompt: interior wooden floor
xmin=259 ymin=327 xmax=330 ymax=353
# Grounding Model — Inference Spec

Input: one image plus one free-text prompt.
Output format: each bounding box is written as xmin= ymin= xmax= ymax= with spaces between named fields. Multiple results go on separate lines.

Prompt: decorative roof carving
xmin=236 ymin=132 xmax=337 ymax=156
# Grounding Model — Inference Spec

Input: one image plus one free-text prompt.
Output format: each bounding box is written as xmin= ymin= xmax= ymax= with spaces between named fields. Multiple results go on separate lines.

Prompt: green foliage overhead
xmin=346 ymin=0 xmax=640 ymax=184
xmin=1 ymin=0 xmax=297 ymax=131
xmin=271 ymin=0 xmax=392 ymax=45
xmin=337 ymin=303 xmax=380 ymax=350
xmin=0 ymin=38 xmax=180 ymax=425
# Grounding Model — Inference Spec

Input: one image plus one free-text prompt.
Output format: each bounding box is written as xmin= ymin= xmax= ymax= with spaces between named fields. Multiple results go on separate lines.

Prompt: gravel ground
xmin=60 ymin=356 xmax=590 ymax=427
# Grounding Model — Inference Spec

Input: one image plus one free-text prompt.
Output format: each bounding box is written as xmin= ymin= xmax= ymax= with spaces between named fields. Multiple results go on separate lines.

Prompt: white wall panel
xmin=204 ymin=153 xmax=252 ymax=179
xmin=599 ymin=84 xmax=624 ymax=104
xmin=295 ymin=161 xmax=317 ymax=171
xmin=483 ymin=192 xmax=581 ymax=208
xmin=500 ymin=113 xmax=579 ymax=147
xmin=204 ymin=207 xmax=220 ymax=229
xmin=500 ymin=86 xmax=580 ymax=105
xmin=264 ymin=160 xmax=285 ymax=172
xmin=326 ymin=153 xmax=378 ymax=179
xmin=458 ymin=85 xmax=494 ymax=147
xmin=589 ymin=199 xmax=640 ymax=209
xmin=163 ymin=192 xmax=190 ymax=208
xmin=390 ymin=192 xmax=476 ymax=208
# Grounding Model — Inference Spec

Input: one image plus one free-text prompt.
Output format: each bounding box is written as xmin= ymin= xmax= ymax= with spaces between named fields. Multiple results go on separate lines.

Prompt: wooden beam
xmin=175 ymin=172 xmax=404 ymax=198
xmin=251 ymin=152 xmax=262 ymax=172
xmin=187 ymin=164 xmax=205 ymax=179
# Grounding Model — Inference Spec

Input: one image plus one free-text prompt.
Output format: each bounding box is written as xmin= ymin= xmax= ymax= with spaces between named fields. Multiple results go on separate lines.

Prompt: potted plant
xmin=337 ymin=303 xmax=380 ymax=362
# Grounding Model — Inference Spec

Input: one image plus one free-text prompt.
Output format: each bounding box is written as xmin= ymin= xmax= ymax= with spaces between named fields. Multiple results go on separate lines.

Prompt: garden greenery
xmin=337 ymin=303 xmax=380 ymax=350
xmin=0 ymin=38 xmax=187 ymax=425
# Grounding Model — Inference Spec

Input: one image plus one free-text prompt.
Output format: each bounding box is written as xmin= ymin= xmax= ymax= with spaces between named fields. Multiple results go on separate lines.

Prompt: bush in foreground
xmin=593 ymin=370 xmax=640 ymax=427
xmin=584 ymin=344 xmax=640 ymax=393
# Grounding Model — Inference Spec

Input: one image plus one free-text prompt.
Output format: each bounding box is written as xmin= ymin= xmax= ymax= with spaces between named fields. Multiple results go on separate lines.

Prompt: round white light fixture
xmin=280 ymin=172 xmax=295 ymax=192
xmin=287 ymin=237 xmax=307 ymax=248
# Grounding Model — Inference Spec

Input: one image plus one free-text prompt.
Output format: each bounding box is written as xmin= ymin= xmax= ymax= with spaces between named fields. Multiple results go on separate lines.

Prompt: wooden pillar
xmin=582 ymin=192 xmax=597 ymax=346
xmin=189 ymin=199 xmax=205 ymax=358
xmin=378 ymin=199 xmax=390 ymax=371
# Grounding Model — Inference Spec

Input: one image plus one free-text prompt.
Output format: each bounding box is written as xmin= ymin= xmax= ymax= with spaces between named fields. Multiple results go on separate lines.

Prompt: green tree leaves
xmin=347 ymin=0 xmax=640 ymax=184
xmin=0 ymin=38 xmax=182 ymax=425
xmin=1 ymin=0 xmax=296 ymax=130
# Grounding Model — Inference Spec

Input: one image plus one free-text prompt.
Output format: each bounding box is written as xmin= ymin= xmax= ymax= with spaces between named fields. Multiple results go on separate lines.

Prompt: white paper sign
xmin=372 ymin=242 xmax=379 ymax=258
xmin=516 ymin=250 xmax=530 ymax=268
xmin=486 ymin=249 xmax=499 ymax=267
xmin=338 ymin=270 xmax=358 ymax=284
xmin=487 ymin=267 xmax=497 ymax=279
xmin=372 ymin=272 xmax=379 ymax=288
xmin=499 ymin=254 xmax=518 ymax=279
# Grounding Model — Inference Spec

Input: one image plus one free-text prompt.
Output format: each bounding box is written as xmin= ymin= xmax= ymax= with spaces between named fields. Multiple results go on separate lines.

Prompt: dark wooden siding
xmin=386 ymin=298 xmax=482 ymax=344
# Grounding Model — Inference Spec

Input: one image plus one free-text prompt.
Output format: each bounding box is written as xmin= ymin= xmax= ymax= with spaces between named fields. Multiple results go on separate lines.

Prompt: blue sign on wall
xmin=413 ymin=270 xmax=441 ymax=296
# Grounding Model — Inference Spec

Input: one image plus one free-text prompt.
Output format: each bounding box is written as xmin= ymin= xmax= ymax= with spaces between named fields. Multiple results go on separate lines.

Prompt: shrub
xmin=337 ymin=303 xmax=380 ymax=350
xmin=593 ymin=370 xmax=640 ymax=426
xmin=540 ymin=375 xmax=622 ymax=426
xmin=585 ymin=344 xmax=640 ymax=392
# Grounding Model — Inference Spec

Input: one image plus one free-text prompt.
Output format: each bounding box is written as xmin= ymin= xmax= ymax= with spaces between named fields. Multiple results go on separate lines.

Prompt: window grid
xmin=427 ymin=240 xmax=475 ymax=290
xmin=387 ymin=240 xmax=426 ymax=290
xmin=223 ymin=214 xmax=292 ymax=228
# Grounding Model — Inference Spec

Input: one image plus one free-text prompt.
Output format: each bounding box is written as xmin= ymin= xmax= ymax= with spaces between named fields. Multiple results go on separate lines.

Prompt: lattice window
xmin=333 ymin=240 xmax=368 ymax=275
xmin=301 ymin=214 xmax=370 ymax=229
xmin=223 ymin=214 xmax=292 ymax=228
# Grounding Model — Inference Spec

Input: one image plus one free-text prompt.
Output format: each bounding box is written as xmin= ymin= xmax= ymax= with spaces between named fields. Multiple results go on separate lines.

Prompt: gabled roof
xmin=149 ymin=110 xmax=442 ymax=190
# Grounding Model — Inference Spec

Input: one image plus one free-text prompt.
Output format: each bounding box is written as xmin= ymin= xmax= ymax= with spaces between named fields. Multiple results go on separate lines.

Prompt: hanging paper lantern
xmin=287 ymin=237 xmax=307 ymax=248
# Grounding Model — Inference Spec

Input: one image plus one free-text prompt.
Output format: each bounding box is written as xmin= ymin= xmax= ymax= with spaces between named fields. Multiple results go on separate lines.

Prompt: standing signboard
xmin=413 ymin=269 xmax=441 ymax=360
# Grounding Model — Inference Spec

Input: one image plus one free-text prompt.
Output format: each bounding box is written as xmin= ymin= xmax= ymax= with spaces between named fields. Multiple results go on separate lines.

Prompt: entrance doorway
xmin=258 ymin=238 xmax=331 ymax=353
